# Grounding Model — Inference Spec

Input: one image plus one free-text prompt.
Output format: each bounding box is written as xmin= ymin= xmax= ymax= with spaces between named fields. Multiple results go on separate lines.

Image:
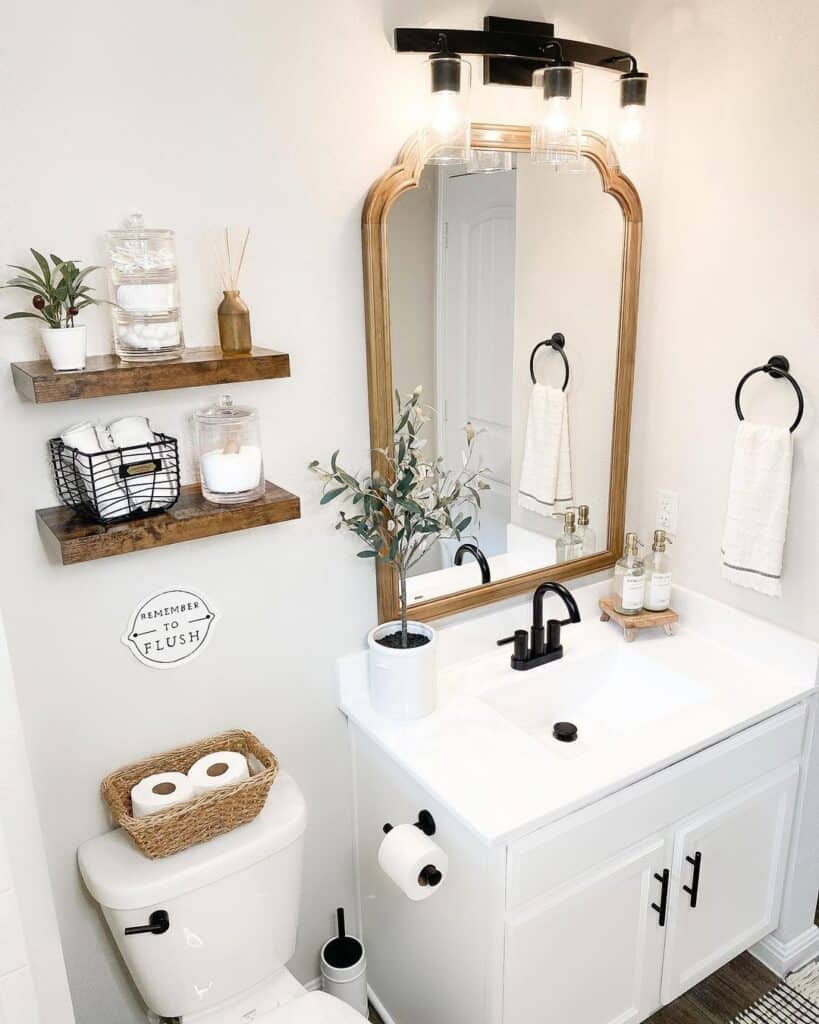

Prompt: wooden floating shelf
xmin=11 ymin=346 xmax=290 ymax=404
xmin=36 ymin=481 xmax=300 ymax=565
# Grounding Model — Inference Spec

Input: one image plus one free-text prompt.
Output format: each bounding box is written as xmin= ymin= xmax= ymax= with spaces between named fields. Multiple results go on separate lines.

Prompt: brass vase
xmin=217 ymin=290 xmax=252 ymax=354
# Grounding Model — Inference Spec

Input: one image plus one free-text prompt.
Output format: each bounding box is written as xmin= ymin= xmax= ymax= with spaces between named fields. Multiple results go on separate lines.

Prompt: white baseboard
xmin=368 ymin=986 xmax=397 ymax=1024
xmin=752 ymin=926 xmax=819 ymax=977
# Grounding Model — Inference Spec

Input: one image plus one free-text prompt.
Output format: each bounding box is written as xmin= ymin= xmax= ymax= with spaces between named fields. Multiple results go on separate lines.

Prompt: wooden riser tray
xmin=599 ymin=596 xmax=678 ymax=642
xmin=36 ymin=481 xmax=300 ymax=564
xmin=12 ymin=346 xmax=290 ymax=403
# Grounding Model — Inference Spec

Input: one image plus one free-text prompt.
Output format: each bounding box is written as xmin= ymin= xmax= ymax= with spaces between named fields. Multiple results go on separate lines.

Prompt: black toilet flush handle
xmin=124 ymin=910 xmax=169 ymax=936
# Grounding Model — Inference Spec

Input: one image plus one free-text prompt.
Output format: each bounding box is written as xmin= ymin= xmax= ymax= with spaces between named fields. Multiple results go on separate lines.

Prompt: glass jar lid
xmin=106 ymin=212 xmax=174 ymax=241
xmin=195 ymin=394 xmax=258 ymax=424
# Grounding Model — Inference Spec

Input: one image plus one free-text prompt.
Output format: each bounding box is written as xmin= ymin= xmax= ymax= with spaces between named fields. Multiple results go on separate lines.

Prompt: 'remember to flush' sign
xmin=123 ymin=587 xmax=218 ymax=668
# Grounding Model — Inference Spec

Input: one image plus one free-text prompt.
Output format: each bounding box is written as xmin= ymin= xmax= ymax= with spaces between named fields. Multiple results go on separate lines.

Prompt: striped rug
xmin=731 ymin=960 xmax=819 ymax=1023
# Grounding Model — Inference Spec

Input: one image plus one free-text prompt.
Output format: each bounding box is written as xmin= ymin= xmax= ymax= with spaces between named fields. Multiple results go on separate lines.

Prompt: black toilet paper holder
xmin=382 ymin=809 xmax=436 ymax=837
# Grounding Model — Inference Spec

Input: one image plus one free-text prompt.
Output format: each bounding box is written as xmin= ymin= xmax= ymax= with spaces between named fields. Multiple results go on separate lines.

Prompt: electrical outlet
xmin=656 ymin=489 xmax=679 ymax=538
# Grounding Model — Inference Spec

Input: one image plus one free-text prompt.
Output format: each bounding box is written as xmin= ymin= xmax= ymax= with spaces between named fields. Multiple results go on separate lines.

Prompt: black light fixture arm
xmin=601 ymin=51 xmax=641 ymax=75
xmin=394 ymin=17 xmax=647 ymax=88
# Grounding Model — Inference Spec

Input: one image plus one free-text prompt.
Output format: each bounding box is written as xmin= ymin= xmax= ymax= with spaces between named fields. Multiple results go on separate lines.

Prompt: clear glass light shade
xmin=608 ymin=75 xmax=647 ymax=163
xmin=468 ymin=149 xmax=514 ymax=174
xmin=424 ymin=55 xmax=471 ymax=165
xmin=531 ymin=65 xmax=583 ymax=166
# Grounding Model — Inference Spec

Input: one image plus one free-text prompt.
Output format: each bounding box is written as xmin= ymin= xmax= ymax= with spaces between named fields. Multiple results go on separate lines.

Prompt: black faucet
xmin=498 ymin=581 xmax=581 ymax=670
xmin=454 ymin=543 xmax=491 ymax=584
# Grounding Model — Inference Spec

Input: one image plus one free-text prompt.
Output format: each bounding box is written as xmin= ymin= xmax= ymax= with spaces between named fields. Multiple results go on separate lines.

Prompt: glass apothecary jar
xmin=194 ymin=395 xmax=264 ymax=505
xmin=106 ymin=213 xmax=185 ymax=362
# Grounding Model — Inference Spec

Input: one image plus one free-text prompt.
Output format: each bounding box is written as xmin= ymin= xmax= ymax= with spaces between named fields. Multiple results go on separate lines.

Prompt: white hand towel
xmin=518 ymin=384 xmax=573 ymax=515
xmin=721 ymin=421 xmax=793 ymax=597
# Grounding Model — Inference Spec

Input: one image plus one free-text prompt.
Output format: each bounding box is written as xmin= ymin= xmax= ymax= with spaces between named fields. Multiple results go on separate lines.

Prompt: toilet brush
xmin=320 ymin=908 xmax=368 ymax=1015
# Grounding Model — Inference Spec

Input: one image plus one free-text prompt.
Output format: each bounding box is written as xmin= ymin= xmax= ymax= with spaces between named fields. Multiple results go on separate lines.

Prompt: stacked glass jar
xmin=106 ymin=213 xmax=185 ymax=362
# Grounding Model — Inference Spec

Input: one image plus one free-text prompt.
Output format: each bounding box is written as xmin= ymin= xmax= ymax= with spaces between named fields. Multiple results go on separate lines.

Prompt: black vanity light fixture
xmin=395 ymin=17 xmax=650 ymax=166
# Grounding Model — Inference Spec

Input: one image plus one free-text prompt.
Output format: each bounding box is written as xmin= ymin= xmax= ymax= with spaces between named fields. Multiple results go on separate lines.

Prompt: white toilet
xmin=78 ymin=772 xmax=363 ymax=1023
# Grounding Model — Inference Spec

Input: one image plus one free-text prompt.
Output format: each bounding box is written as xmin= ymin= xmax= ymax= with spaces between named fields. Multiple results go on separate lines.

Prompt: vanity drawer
xmin=507 ymin=704 xmax=806 ymax=910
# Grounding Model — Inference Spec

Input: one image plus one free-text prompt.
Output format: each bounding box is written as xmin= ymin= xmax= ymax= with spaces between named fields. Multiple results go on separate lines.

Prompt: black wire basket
xmin=49 ymin=432 xmax=181 ymax=524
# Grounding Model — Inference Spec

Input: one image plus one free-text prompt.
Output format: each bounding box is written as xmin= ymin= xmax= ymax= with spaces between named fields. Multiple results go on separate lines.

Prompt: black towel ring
xmin=734 ymin=354 xmax=804 ymax=434
xmin=530 ymin=332 xmax=570 ymax=391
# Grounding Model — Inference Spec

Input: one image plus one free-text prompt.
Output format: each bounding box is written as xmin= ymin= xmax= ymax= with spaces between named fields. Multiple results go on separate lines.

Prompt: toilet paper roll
xmin=377 ymin=824 xmax=448 ymax=902
xmin=187 ymin=751 xmax=250 ymax=795
xmin=130 ymin=772 xmax=195 ymax=818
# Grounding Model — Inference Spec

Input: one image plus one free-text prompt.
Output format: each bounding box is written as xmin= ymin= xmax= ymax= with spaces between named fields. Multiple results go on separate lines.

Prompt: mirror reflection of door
xmin=438 ymin=166 xmax=516 ymax=568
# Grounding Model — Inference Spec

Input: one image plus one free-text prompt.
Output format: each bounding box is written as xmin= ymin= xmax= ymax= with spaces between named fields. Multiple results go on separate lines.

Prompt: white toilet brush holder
xmin=320 ymin=908 xmax=368 ymax=1017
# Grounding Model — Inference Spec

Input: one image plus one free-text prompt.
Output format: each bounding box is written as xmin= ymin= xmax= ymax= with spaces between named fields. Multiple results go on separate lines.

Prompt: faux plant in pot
xmin=3 ymin=249 xmax=104 ymax=371
xmin=310 ymin=387 xmax=489 ymax=720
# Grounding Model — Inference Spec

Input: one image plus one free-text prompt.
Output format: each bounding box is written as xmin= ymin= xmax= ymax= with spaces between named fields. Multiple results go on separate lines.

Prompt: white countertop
xmin=338 ymin=581 xmax=818 ymax=845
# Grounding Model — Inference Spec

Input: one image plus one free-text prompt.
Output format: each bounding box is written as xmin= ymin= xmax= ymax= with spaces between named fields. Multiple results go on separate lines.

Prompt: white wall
xmin=0 ymin=612 xmax=74 ymax=1024
xmin=623 ymin=0 xmax=819 ymax=640
xmin=0 ymin=2 xmax=633 ymax=1022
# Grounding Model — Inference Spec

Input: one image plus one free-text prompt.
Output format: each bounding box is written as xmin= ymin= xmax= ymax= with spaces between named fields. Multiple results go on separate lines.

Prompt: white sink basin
xmin=481 ymin=647 xmax=712 ymax=752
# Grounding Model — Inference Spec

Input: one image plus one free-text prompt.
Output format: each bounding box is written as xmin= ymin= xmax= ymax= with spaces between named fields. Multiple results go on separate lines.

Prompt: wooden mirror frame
xmin=362 ymin=124 xmax=643 ymax=623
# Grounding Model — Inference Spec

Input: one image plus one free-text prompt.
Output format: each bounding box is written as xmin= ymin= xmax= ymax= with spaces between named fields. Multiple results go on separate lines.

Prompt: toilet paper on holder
xmin=378 ymin=810 xmax=448 ymax=902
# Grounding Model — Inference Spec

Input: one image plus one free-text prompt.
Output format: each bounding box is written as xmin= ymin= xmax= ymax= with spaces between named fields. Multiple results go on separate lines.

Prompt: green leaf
xmin=69 ymin=264 xmax=99 ymax=293
xmin=30 ymin=249 xmax=51 ymax=286
xmin=330 ymin=449 xmax=339 ymax=473
xmin=357 ymin=550 xmax=377 ymax=558
xmin=4 ymin=311 xmax=45 ymax=320
xmin=7 ymin=264 xmax=46 ymax=285
xmin=320 ymin=486 xmax=346 ymax=504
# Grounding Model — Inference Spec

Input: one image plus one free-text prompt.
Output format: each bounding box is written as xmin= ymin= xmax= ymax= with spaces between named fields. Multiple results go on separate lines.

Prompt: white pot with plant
xmin=4 ymin=249 xmax=104 ymax=371
xmin=310 ymin=387 xmax=489 ymax=720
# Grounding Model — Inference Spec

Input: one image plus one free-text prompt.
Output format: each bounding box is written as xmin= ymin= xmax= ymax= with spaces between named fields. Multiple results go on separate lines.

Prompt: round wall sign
xmin=122 ymin=587 xmax=218 ymax=669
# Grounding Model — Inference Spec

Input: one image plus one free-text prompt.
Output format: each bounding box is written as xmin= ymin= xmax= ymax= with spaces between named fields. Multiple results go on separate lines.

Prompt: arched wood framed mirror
xmin=363 ymin=124 xmax=642 ymax=623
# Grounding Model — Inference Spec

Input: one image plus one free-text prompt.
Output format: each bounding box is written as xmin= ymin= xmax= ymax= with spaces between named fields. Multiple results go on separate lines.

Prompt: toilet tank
xmin=79 ymin=772 xmax=307 ymax=1020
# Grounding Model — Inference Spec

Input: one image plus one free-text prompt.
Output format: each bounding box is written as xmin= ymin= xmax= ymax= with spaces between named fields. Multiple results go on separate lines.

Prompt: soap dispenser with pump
xmin=613 ymin=532 xmax=645 ymax=615
xmin=644 ymin=529 xmax=673 ymax=611
xmin=576 ymin=504 xmax=596 ymax=555
xmin=555 ymin=510 xmax=584 ymax=564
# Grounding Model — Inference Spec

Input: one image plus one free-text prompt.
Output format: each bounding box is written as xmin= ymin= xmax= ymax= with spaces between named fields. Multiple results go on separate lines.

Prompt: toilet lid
xmin=262 ymin=992 xmax=364 ymax=1023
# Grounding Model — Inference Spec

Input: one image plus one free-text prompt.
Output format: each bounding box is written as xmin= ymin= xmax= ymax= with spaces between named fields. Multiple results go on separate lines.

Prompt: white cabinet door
xmin=661 ymin=762 xmax=799 ymax=1004
xmin=504 ymin=836 xmax=668 ymax=1024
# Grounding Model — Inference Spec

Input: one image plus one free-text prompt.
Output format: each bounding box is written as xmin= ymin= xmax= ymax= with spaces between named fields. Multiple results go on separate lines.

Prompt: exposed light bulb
xmin=431 ymin=90 xmax=460 ymax=138
xmin=542 ymin=96 xmax=570 ymax=138
xmin=617 ymin=104 xmax=644 ymax=144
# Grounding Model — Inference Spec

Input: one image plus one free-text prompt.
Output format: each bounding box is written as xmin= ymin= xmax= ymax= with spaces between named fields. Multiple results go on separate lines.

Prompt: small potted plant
xmin=4 ymin=249 xmax=104 ymax=371
xmin=310 ymin=387 xmax=489 ymax=720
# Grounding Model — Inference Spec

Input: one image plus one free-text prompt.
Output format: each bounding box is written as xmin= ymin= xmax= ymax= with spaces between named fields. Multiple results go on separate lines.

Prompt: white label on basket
xmin=122 ymin=587 xmax=218 ymax=669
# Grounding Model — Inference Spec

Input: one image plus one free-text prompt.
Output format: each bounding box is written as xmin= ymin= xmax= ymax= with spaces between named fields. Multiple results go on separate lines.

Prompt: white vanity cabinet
xmin=352 ymin=702 xmax=806 ymax=1024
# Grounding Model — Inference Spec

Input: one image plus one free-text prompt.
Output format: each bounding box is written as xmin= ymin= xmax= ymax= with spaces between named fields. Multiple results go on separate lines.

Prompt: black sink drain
xmin=553 ymin=721 xmax=578 ymax=743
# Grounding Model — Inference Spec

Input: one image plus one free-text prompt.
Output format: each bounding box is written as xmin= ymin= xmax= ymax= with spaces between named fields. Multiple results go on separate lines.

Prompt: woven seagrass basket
xmin=101 ymin=729 xmax=279 ymax=859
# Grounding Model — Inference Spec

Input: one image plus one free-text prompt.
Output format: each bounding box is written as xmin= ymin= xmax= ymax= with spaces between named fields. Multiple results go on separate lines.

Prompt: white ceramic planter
xmin=366 ymin=620 xmax=437 ymax=720
xmin=40 ymin=325 xmax=87 ymax=371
